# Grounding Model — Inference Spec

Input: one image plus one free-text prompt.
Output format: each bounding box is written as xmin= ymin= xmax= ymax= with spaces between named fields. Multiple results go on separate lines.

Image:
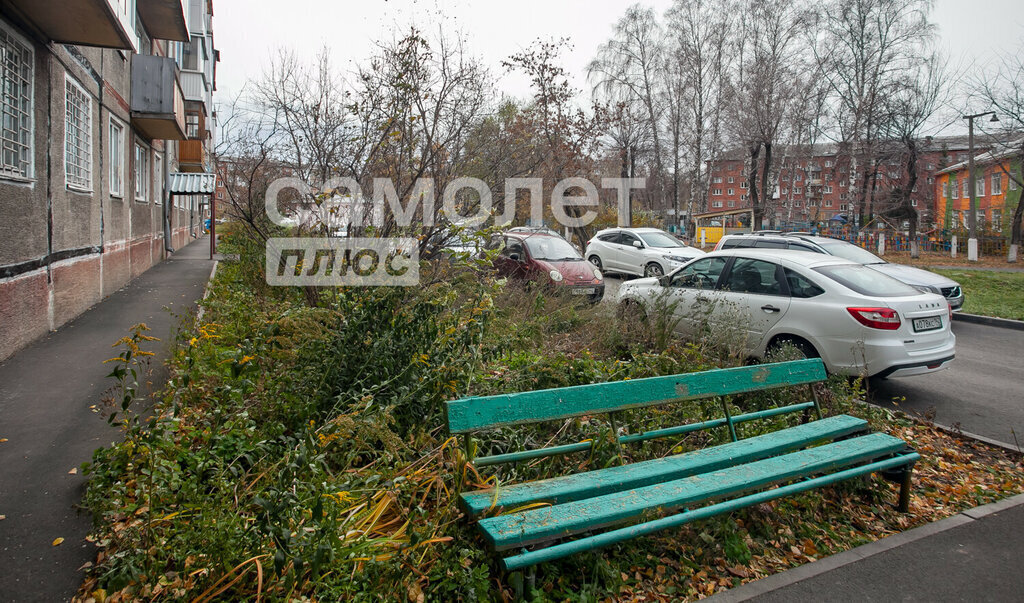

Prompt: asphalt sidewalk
xmin=0 ymin=237 xmax=215 ymax=602
xmin=711 ymin=493 xmax=1024 ymax=602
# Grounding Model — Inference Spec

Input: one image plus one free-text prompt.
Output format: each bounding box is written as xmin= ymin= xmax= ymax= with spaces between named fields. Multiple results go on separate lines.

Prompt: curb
xmin=708 ymin=492 xmax=1024 ymax=602
xmin=952 ymin=312 xmax=1024 ymax=331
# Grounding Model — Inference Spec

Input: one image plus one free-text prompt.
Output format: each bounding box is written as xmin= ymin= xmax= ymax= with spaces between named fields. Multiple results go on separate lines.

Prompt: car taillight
xmin=948 ymin=302 xmax=953 ymax=321
xmin=847 ymin=307 xmax=901 ymax=330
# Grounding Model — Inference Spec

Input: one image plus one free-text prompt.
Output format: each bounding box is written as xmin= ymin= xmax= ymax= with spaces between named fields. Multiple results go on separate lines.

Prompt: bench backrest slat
xmin=446 ymin=358 xmax=826 ymax=434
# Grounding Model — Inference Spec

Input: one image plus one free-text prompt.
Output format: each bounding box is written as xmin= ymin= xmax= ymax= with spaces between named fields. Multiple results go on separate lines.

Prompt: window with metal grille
xmin=65 ymin=75 xmax=92 ymax=190
xmin=0 ymin=26 xmax=33 ymax=180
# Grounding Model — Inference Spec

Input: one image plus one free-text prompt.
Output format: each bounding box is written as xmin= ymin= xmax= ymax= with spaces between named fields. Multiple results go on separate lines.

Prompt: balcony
xmin=180 ymin=70 xmax=210 ymax=106
xmin=178 ymin=139 xmax=207 ymax=172
xmin=130 ymin=55 xmax=186 ymax=140
xmin=4 ymin=0 xmax=136 ymax=50
xmin=138 ymin=0 xmax=189 ymax=42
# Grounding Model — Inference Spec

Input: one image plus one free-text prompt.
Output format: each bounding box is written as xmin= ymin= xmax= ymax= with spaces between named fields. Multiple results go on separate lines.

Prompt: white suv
xmin=585 ymin=227 xmax=705 ymax=278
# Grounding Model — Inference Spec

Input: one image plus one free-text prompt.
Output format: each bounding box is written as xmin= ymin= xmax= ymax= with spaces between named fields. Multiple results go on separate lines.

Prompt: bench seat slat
xmin=500 ymin=451 xmax=921 ymax=570
xmin=461 ymin=414 xmax=867 ymax=516
xmin=478 ymin=431 xmax=905 ymax=550
xmin=446 ymin=359 xmax=826 ymax=434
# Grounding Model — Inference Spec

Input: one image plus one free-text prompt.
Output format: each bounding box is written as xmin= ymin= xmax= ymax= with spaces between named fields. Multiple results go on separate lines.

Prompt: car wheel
xmin=588 ymin=255 xmax=603 ymax=270
xmin=617 ymin=299 xmax=647 ymax=322
xmin=767 ymin=336 xmax=819 ymax=361
xmin=644 ymin=263 xmax=664 ymax=278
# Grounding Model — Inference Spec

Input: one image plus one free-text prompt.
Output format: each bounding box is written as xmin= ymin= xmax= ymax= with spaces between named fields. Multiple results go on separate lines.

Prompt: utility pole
xmin=962 ymin=111 xmax=1000 ymax=261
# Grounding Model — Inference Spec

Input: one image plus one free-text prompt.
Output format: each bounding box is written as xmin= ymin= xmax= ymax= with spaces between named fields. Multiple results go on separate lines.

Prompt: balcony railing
xmin=180 ymin=70 xmax=209 ymax=105
xmin=178 ymin=140 xmax=206 ymax=172
xmin=131 ymin=55 xmax=186 ymax=140
xmin=138 ymin=0 xmax=189 ymax=42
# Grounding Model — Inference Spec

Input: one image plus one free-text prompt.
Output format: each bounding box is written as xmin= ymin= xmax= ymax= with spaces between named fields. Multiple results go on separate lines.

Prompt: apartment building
xmin=934 ymin=141 xmax=1023 ymax=232
xmin=0 ymin=0 xmax=218 ymax=361
xmin=706 ymin=136 xmax=984 ymax=228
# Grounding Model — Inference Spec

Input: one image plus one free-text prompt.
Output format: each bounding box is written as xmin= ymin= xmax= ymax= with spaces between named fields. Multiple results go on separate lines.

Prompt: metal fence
xmin=775 ymin=224 xmax=1009 ymax=256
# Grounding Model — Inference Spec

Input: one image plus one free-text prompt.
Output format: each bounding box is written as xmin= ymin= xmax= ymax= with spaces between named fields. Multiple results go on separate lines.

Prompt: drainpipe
xmin=163 ymin=146 xmax=173 ymax=254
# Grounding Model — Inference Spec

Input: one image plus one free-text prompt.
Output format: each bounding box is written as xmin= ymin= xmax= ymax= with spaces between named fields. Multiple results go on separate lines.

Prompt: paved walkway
xmin=711 ymin=493 xmax=1024 ymax=602
xmin=0 ymin=237 xmax=215 ymax=602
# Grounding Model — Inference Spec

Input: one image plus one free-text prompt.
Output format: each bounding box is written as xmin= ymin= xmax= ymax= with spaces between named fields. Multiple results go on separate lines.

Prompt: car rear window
xmin=753 ymin=240 xmax=788 ymax=249
xmin=720 ymin=238 xmax=754 ymax=249
xmin=814 ymin=264 xmax=919 ymax=297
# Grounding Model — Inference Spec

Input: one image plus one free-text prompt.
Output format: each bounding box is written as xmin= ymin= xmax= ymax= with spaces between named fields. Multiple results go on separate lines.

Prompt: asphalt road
xmin=601 ymin=274 xmax=1024 ymax=448
xmin=868 ymin=320 xmax=1024 ymax=449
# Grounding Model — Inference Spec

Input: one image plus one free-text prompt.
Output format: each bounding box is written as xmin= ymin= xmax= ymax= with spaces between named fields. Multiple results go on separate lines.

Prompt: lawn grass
xmin=932 ymin=269 xmax=1024 ymax=321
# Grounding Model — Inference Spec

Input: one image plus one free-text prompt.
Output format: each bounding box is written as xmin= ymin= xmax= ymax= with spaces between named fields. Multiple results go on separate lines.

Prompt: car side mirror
xmin=632 ymin=240 xmax=643 ymax=249
xmin=509 ymin=253 xmax=521 ymax=262
xmin=658 ymin=275 xmax=671 ymax=287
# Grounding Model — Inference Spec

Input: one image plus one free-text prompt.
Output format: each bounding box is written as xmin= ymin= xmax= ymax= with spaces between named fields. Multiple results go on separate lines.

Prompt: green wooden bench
xmin=446 ymin=358 xmax=918 ymax=573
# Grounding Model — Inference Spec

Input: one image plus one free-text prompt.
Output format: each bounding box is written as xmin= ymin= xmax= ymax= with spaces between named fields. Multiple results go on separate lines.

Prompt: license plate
xmin=572 ymin=288 xmax=596 ymax=295
xmin=913 ymin=316 xmax=942 ymax=332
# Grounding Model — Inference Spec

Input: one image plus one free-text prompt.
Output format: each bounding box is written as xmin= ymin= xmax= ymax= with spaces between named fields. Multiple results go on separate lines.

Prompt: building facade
xmin=705 ymin=136 xmax=985 ymax=229
xmin=0 ymin=0 xmax=218 ymax=361
xmin=934 ymin=143 xmax=1023 ymax=233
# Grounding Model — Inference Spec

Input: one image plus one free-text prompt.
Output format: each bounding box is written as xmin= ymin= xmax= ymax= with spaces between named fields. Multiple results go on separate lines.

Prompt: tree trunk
xmin=760 ymin=142 xmax=773 ymax=230
xmin=905 ymin=139 xmax=920 ymax=258
xmin=748 ymin=142 xmax=762 ymax=230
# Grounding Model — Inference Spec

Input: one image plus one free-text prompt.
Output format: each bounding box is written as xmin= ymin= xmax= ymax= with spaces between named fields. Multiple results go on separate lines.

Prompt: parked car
xmin=617 ymin=249 xmax=955 ymax=378
xmin=585 ymin=227 xmax=706 ymax=278
xmin=714 ymin=232 xmax=964 ymax=310
xmin=494 ymin=230 xmax=605 ymax=301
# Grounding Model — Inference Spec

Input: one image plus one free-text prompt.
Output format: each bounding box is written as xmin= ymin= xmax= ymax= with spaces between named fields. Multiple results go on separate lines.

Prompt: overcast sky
xmin=213 ymin=0 xmax=1022 ymax=131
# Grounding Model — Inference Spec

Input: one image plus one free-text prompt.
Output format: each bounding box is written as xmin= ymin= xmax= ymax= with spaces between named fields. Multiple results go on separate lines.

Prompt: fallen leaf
xmin=727 ymin=565 xmax=749 ymax=578
xmin=68 ymin=468 xmax=78 ymax=475
xmin=52 ymin=537 xmax=64 ymax=546
xmin=0 ymin=515 xmax=6 ymax=520
xmin=0 ymin=438 xmax=8 ymax=443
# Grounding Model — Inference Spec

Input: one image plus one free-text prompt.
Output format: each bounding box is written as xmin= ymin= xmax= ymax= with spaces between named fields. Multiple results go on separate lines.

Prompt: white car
xmin=616 ymin=249 xmax=956 ymax=378
xmin=585 ymin=227 xmax=706 ymax=278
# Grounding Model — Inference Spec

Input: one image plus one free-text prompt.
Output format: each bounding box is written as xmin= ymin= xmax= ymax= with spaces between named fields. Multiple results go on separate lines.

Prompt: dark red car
xmin=493 ymin=231 xmax=605 ymax=302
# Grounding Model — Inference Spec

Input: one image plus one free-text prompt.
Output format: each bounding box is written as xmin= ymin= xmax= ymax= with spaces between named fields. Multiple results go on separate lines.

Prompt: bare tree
xmin=879 ymin=51 xmax=950 ymax=257
xmin=665 ymin=0 xmax=733 ymax=234
xmin=813 ymin=0 xmax=936 ymax=228
xmin=972 ymin=45 xmax=1024 ymax=262
xmin=588 ymin=5 xmax=668 ymax=219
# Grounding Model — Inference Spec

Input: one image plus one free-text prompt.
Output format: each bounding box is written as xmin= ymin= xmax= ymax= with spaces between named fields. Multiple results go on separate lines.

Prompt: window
xmin=154 ymin=154 xmax=162 ymax=204
xmin=784 ymin=268 xmax=824 ymax=298
xmin=911 ymin=199 xmax=918 ymax=207
xmin=976 ymin=178 xmax=985 ymax=196
xmin=952 ymin=178 xmax=959 ymax=199
xmin=0 ymin=24 xmax=33 ymax=180
xmin=134 ymin=141 xmax=149 ymax=202
xmin=740 ymin=194 xmax=747 ymax=201
xmin=839 ymin=204 xmax=849 ymax=211
xmin=727 ymin=176 xmax=734 ymax=183
xmin=65 ymin=75 xmax=92 ymax=190
xmin=794 ymin=187 xmax=802 ymax=194
xmin=185 ymin=112 xmax=200 ymax=139
xmin=724 ymin=258 xmax=783 ymax=295
xmin=993 ymin=209 xmax=1002 ymax=229
xmin=825 ymin=199 xmax=834 ymax=207
xmin=781 ymin=187 xmax=788 ymax=195
xmin=597 ymin=232 xmax=620 ymax=244
xmin=992 ymin=173 xmax=1002 ymax=195
xmin=824 ymin=185 xmax=833 ymax=194
xmin=825 ymin=160 xmax=833 ymax=167
xmin=740 ymin=181 xmax=748 ymax=189
xmin=781 ymin=173 xmax=789 ymax=181
xmin=928 ymin=177 xmax=934 ymax=185
xmin=669 ymin=257 xmax=727 ymax=290
xmin=825 ymin=173 xmax=833 ymax=182
xmin=727 ymin=188 xmax=734 ymax=195
xmin=962 ymin=178 xmax=968 ymax=198
xmin=109 ymin=118 xmax=124 ymax=197
xmin=713 ymin=176 xmax=722 ymax=183
xmin=728 ymin=200 xmax=735 ymax=207
xmin=839 ymin=193 xmax=847 ymax=200
xmin=712 ymin=200 xmax=723 ymax=208
xmin=927 ymin=163 xmax=935 ymax=170
xmin=839 ymin=180 xmax=846 ymax=187
xmin=795 ymin=173 xmax=802 ymax=181
xmin=712 ymin=188 xmax=722 ymax=195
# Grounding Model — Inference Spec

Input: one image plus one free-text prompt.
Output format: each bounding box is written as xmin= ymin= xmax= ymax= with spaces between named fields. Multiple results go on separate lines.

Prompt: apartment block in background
xmin=0 ymin=0 xmax=218 ymax=361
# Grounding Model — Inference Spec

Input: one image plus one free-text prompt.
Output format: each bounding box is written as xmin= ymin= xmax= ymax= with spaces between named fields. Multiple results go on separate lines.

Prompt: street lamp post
xmin=962 ymin=111 xmax=1000 ymax=261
